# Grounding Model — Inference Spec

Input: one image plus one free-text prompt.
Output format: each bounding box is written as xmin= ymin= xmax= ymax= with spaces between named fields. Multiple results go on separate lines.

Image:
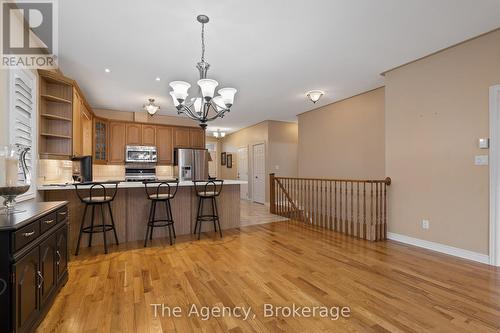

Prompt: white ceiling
xmin=59 ymin=0 xmax=500 ymax=132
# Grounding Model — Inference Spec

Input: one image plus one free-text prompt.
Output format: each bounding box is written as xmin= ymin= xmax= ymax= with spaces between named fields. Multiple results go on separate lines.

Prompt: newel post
xmin=269 ymin=173 xmax=276 ymax=214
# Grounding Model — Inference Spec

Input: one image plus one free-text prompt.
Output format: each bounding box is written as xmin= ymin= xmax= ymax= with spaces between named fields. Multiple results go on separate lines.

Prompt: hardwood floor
xmin=38 ymin=219 xmax=500 ymax=332
xmin=240 ymin=199 xmax=289 ymax=226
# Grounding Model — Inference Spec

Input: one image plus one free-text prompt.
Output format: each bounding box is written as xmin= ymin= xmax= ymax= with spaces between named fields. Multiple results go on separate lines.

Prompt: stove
xmin=125 ymin=163 xmax=156 ymax=182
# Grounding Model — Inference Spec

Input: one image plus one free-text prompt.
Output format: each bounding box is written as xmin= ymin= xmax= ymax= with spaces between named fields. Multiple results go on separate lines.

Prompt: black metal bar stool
xmin=74 ymin=181 xmax=120 ymax=255
xmin=193 ymin=180 xmax=224 ymax=240
xmin=143 ymin=180 xmax=179 ymax=247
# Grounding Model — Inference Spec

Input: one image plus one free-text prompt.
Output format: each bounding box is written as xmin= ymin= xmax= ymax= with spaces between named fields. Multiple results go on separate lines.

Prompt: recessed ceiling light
xmin=155 ymin=77 xmax=161 ymax=81
xmin=104 ymin=68 xmax=111 ymax=73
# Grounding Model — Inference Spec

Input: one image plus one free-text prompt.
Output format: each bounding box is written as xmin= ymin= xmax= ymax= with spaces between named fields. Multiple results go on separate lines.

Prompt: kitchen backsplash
xmin=38 ymin=160 xmax=174 ymax=184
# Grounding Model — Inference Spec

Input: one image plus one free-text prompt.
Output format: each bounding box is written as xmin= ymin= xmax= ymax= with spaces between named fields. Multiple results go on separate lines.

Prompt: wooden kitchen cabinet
xmin=173 ymin=127 xmax=190 ymax=148
xmin=81 ymin=105 xmax=93 ymax=156
xmin=72 ymin=89 xmax=82 ymax=157
xmin=13 ymin=247 xmax=40 ymax=332
xmin=93 ymin=118 xmax=108 ymax=164
xmin=109 ymin=122 xmax=126 ymax=164
xmin=156 ymin=126 xmax=173 ymax=165
xmin=142 ymin=125 xmax=156 ymax=146
xmin=126 ymin=123 xmax=142 ymax=145
xmin=190 ymin=128 xmax=205 ymax=148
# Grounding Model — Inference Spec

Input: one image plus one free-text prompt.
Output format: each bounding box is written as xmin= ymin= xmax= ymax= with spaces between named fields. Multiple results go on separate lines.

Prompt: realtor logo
xmin=1 ymin=0 xmax=58 ymax=69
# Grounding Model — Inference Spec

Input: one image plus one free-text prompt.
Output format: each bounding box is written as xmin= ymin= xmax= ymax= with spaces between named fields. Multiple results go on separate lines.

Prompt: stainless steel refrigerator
xmin=174 ymin=148 xmax=209 ymax=181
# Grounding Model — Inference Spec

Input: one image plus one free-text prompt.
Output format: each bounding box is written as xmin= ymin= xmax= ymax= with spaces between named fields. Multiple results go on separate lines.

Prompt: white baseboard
xmin=387 ymin=232 xmax=490 ymax=265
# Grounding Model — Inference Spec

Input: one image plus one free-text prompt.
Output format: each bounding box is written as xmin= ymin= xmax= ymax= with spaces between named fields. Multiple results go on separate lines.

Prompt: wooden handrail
xmin=269 ymin=174 xmax=391 ymax=241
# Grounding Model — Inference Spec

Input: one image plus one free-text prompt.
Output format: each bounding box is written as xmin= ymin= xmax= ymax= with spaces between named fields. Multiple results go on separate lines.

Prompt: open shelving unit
xmin=38 ymin=72 xmax=74 ymax=158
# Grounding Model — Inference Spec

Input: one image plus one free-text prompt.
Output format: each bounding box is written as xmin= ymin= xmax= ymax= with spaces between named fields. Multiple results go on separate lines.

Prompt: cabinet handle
xmin=44 ymin=219 xmax=55 ymax=225
xmin=56 ymin=250 xmax=61 ymax=265
xmin=22 ymin=231 xmax=35 ymax=237
xmin=58 ymin=211 xmax=67 ymax=216
xmin=37 ymin=271 xmax=44 ymax=289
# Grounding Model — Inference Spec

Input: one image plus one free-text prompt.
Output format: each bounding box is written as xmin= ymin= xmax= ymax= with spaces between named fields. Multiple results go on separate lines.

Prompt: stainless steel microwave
xmin=125 ymin=145 xmax=157 ymax=163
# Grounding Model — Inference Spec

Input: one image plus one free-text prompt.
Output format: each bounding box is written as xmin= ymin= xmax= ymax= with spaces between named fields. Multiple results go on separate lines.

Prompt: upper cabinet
xmin=108 ymin=122 xmax=126 ymax=164
xmin=190 ymin=128 xmax=205 ymax=148
xmin=142 ymin=125 xmax=156 ymax=146
xmin=173 ymin=127 xmax=190 ymax=148
xmin=156 ymin=126 xmax=173 ymax=165
xmin=38 ymin=71 xmax=74 ymax=159
xmin=93 ymin=118 xmax=108 ymax=164
xmin=72 ymin=89 xmax=82 ymax=157
xmin=126 ymin=123 xmax=142 ymax=145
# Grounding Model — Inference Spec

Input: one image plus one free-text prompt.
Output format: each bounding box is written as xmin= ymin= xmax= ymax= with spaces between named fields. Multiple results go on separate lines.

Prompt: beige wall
xmin=269 ymin=121 xmax=299 ymax=178
xmin=94 ymin=108 xmax=198 ymax=127
xmin=385 ymin=29 xmax=500 ymax=254
xmin=298 ymin=87 xmax=385 ymax=179
xmin=220 ymin=120 xmax=298 ymax=203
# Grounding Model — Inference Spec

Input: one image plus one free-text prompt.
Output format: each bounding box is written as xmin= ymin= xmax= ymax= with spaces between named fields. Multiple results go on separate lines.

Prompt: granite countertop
xmin=0 ymin=200 xmax=68 ymax=231
xmin=37 ymin=180 xmax=247 ymax=191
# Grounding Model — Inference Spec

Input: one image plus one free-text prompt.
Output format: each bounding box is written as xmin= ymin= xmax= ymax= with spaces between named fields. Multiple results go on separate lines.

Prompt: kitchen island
xmin=38 ymin=180 xmax=245 ymax=254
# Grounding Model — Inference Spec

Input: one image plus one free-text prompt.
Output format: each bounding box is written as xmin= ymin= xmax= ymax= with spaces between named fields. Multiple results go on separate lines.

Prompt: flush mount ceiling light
xmin=169 ymin=15 xmax=237 ymax=129
xmin=306 ymin=90 xmax=325 ymax=104
xmin=213 ymin=129 xmax=226 ymax=138
xmin=104 ymin=68 xmax=111 ymax=73
xmin=143 ymin=98 xmax=160 ymax=116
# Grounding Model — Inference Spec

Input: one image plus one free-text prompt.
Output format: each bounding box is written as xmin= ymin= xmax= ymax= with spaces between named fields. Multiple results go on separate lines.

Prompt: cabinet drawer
xmin=56 ymin=207 xmax=68 ymax=222
xmin=14 ymin=221 xmax=41 ymax=252
xmin=40 ymin=212 xmax=57 ymax=234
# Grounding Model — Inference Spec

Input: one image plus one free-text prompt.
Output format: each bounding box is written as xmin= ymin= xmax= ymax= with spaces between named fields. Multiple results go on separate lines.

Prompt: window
xmin=8 ymin=69 xmax=37 ymax=201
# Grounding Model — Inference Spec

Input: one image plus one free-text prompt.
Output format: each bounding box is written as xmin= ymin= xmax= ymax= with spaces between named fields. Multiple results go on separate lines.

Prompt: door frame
xmin=489 ymin=84 xmax=500 ymax=266
xmin=237 ymin=145 xmax=249 ymax=200
xmin=251 ymin=141 xmax=266 ymax=204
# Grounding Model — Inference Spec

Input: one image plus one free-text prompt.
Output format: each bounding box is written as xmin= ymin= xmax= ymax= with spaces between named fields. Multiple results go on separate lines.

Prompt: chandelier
xmin=213 ymin=129 xmax=226 ymax=138
xmin=169 ymin=15 xmax=237 ymax=129
xmin=143 ymin=98 xmax=160 ymax=116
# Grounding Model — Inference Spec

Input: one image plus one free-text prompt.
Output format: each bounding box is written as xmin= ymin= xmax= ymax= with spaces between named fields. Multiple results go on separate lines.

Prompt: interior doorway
xmin=489 ymin=84 xmax=500 ymax=266
xmin=252 ymin=143 xmax=266 ymax=204
xmin=237 ymin=146 xmax=249 ymax=200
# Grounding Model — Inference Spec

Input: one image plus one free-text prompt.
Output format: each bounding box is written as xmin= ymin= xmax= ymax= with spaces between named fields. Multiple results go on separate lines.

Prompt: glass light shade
xmin=213 ymin=130 xmax=226 ymax=138
xmin=191 ymin=97 xmax=203 ymax=114
xmin=169 ymin=91 xmax=180 ymax=107
xmin=218 ymin=88 xmax=237 ymax=107
xmin=197 ymin=79 xmax=219 ymax=101
xmin=169 ymin=81 xmax=191 ymax=102
xmin=306 ymin=90 xmax=324 ymax=103
xmin=145 ymin=105 xmax=159 ymax=115
xmin=212 ymin=96 xmax=225 ymax=111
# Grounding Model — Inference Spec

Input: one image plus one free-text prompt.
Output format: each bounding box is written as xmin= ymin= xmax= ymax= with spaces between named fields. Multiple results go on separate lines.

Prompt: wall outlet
xmin=474 ymin=155 xmax=489 ymax=166
xmin=422 ymin=219 xmax=430 ymax=230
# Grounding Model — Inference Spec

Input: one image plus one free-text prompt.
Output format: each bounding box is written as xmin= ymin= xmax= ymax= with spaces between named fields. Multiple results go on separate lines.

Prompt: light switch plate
xmin=474 ymin=155 xmax=489 ymax=165
xmin=479 ymin=138 xmax=489 ymax=149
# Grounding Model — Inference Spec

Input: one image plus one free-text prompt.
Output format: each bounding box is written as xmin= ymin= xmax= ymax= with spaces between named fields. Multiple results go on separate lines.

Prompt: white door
xmin=237 ymin=147 xmax=249 ymax=200
xmin=252 ymin=143 xmax=265 ymax=204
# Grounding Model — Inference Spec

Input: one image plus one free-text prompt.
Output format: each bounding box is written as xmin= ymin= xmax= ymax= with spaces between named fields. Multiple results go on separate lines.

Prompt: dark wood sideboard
xmin=0 ymin=201 xmax=69 ymax=333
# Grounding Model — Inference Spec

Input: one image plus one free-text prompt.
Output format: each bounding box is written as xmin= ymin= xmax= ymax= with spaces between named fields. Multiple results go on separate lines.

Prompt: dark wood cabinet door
xmin=126 ymin=123 xmax=142 ymax=145
xmin=109 ymin=122 xmax=126 ymax=164
xmin=39 ymin=234 xmax=57 ymax=307
xmin=189 ymin=128 xmax=205 ymax=148
xmin=56 ymin=225 xmax=68 ymax=282
xmin=13 ymin=247 xmax=40 ymax=333
xmin=173 ymin=127 xmax=190 ymax=148
xmin=156 ymin=126 xmax=173 ymax=165
xmin=142 ymin=125 xmax=156 ymax=146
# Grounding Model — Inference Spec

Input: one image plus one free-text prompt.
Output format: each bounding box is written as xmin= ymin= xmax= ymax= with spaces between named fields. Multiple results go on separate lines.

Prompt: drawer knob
xmin=22 ymin=231 xmax=35 ymax=237
xmin=44 ymin=219 xmax=55 ymax=225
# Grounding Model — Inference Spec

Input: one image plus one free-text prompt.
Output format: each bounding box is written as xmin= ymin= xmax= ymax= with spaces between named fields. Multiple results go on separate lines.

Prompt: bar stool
xmin=143 ymin=180 xmax=179 ymax=247
xmin=193 ymin=180 xmax=224 ymax=240
xmin=74 ymin=182 xmax=120 ymax=255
